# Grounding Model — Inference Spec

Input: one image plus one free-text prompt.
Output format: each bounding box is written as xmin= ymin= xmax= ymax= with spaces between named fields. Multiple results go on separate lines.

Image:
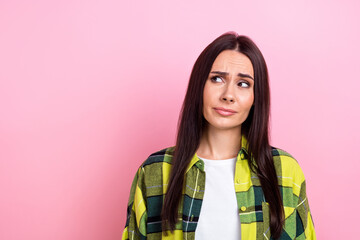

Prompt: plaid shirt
xmin=121 ymin=135 xmax=316 ymax=239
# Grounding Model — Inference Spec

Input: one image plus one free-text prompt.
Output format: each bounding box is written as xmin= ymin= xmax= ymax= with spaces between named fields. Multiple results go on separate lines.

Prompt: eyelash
xmin=210 ymin=76 xmax=250 ymax=88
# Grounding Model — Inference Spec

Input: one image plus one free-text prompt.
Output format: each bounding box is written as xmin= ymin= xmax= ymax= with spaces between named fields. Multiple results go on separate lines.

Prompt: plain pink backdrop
xmin=1 ymin=0 xmax=359 ymax=239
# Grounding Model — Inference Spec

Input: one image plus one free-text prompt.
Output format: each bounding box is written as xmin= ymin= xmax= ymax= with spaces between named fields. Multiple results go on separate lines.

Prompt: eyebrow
xmin=210 ymin=71 xmax=254 ymax=80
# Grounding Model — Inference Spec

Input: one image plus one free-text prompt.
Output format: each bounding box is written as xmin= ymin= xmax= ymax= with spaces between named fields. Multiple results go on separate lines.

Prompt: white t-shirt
xmin=194 ymin=156 xmax=241 ymax=240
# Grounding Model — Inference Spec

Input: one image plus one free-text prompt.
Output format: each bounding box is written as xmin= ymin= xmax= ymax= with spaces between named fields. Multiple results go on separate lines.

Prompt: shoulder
xmin=140 ymin=146 xmax=175 ymax=168
xmin=134 ymin=146 xmax=175 ymax=195
xmin=134 ymin=146 xmax=175 ymax=179
xmin=270 ymin=146 xmax=305 ymax=181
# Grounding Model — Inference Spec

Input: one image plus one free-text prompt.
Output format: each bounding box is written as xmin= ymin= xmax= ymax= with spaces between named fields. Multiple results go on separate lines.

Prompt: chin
xmin=207 ymin=122 xmax=242 ymax=131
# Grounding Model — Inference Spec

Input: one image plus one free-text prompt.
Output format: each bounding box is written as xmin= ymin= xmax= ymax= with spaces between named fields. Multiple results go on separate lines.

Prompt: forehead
xmin=211 ymin=50 xmax=254 ymax=76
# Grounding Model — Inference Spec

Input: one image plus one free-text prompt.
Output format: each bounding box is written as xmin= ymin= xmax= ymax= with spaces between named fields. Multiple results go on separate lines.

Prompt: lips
xmin=214 ymin=107 xmax=237 ymax=113
xmin=213 ymin=107 xmax=237 ymax=116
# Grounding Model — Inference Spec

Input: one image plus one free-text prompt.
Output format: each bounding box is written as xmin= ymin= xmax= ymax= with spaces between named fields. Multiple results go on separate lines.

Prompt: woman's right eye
xmin=210 ymin=76 xmax=222 ymax=82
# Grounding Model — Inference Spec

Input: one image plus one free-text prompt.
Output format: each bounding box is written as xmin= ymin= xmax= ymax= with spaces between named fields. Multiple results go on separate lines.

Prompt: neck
xmin=196 ymin=124 xmax=242 ymax=160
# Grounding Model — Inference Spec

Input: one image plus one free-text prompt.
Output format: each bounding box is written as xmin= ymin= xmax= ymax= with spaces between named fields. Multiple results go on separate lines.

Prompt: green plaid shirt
xmin=121 ymin=135 xmax=316 ymax=239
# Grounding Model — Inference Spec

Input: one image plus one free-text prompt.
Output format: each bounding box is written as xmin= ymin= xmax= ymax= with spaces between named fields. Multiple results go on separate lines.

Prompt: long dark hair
xmin=161 ymin=32 xmax=284 ymax=239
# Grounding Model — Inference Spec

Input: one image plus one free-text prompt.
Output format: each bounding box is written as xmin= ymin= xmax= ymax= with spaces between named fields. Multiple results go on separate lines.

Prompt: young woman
xmin=121 ymin=32 xmax=316 ymax=240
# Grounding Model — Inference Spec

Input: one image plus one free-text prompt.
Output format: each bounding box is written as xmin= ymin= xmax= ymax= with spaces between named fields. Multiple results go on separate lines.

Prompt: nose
xmin=221 ymin=84 xmax=235 ymax=103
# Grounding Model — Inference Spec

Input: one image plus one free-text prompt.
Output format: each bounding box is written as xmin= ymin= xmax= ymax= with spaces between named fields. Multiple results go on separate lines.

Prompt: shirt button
xmin=240 ymin=153 xmax=245 ymax=159
xmin=241 ymin=206 xmax=246 ymax=211
xmin=236 ymin=179 xmax=241 ymax=184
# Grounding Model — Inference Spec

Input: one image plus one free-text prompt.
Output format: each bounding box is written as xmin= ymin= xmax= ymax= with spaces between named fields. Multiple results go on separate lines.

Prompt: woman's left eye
xmin=238 ymin=81 xmax=250 ymax=88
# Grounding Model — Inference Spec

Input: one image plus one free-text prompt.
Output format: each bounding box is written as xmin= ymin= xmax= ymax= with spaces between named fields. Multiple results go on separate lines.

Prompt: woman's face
xmin=202 ymin=50 xmax=254 ymax=131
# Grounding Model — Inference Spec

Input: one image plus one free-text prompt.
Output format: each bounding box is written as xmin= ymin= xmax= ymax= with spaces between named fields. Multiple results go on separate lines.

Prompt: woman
xmin=121 ymin=32 xmax=316 ymax=240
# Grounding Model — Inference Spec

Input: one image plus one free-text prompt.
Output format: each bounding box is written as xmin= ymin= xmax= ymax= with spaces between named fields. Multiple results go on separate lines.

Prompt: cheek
xmin=249 ymin=94 xmax=254 ymax=107
xmin=202 ymin=84 xmax=214 ymax=107
xmin=237 ymin=91 xmax=254 ymax=109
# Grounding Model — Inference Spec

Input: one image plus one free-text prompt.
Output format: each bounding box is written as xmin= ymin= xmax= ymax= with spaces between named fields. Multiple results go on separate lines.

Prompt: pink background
xmin=1 ymin=0 xmax=359 ymax=239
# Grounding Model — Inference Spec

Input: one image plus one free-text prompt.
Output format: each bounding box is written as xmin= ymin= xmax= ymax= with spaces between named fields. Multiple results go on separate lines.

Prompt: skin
xmin=196 ymin=50 xmax=254 ymax=160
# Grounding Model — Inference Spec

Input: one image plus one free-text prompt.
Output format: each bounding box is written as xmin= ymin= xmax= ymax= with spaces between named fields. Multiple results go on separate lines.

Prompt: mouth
xmin=213 ymin=107 xmax=237 ymax=116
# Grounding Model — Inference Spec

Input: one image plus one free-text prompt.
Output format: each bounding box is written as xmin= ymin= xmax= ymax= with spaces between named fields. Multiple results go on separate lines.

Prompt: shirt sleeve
xmin=121 ymin=167 xmax=147 ymax=240
xmin=294 ymin=178 xmax=316 ymax=240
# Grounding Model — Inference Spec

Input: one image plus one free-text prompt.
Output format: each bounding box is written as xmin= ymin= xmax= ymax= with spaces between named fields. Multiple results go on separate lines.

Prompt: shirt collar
xmin=186 ymin=134 xmax=250 ymax=173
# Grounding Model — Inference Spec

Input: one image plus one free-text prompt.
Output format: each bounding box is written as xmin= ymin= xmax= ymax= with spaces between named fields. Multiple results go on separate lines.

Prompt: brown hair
xmin=161 ymin=32 xmax=284 ymax=239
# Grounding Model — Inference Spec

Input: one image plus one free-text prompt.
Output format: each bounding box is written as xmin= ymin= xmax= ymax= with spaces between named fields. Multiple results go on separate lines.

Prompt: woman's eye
xmin=238 ymin=81 xmax=250 ymax=88
xmin=210 ymin=76 xmax=222 ymax=82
